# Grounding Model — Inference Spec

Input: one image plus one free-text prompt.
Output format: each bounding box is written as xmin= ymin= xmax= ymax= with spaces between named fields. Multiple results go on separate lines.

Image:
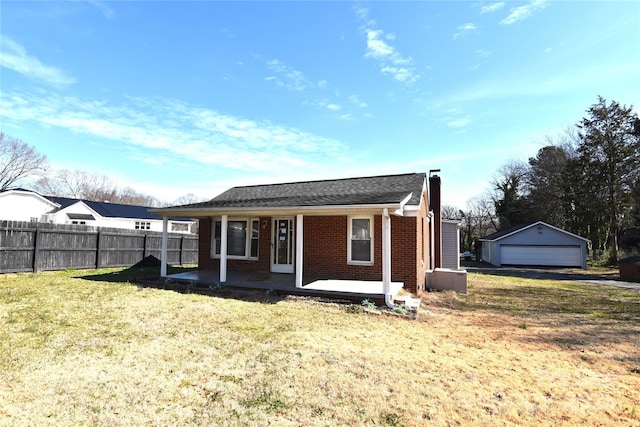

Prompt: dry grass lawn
xmin=0 ymin=268 xmax=638 ymax=426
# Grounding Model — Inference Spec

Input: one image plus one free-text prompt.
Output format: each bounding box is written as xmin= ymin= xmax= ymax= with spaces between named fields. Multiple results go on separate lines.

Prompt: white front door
xmin=271 ymin=218 xmax=294 ymax=273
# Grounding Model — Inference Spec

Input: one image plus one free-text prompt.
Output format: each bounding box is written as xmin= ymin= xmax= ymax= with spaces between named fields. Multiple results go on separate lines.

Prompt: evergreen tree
xmin=575 ymin=96 xmax=640 ymax=263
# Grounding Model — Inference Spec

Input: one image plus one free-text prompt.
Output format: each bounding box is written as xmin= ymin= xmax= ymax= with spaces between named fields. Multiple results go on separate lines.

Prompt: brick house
xmin=151 ymin=172 xmax=443 ymax=306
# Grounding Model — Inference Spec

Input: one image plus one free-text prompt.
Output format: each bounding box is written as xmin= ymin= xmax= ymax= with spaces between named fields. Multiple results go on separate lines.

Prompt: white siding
xmin=0 ymin=192 xmax=58 ymax=222
xmin=442 ymin=220 xmax=461 ymax=269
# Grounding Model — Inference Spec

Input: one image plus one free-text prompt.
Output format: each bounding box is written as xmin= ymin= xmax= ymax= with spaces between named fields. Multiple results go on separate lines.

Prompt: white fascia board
xmin=150 ymin=203 xmax=404 ymax=218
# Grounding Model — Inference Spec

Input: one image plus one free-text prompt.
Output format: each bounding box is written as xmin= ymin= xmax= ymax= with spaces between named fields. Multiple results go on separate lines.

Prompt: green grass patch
xmin=451 ymin=273 xmax=640 ymax=324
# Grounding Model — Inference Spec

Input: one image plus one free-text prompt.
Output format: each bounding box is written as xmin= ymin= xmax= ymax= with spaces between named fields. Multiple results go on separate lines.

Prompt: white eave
xmin=150 ymin=201 xmax=421 ymax=218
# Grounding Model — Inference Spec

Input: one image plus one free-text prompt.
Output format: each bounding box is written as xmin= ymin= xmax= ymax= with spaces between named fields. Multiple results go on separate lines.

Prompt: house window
xmin=348 ymin=216 xmax=373 ymax=265
xmin=212 ymin=218 xmax=259 ymax=259
xmin=135 ymin=221 xmax=151 ymax=230
xmin=71 ymin=220 xmax=86 ymax=225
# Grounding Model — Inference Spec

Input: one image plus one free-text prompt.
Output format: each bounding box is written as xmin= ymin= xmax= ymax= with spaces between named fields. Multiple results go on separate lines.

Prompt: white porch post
xmin=160 ymin=216 xmax=168 ymax=277
xmin=295 ymin=214 xmax=303 ymax=288
xmin=382 ymin=209 xmax=392 ymax=295
xmin=220 ymin=215 xmax=228 ymax=283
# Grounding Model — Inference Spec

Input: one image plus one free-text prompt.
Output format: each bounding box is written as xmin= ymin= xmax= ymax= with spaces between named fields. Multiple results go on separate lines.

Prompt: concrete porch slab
xmin=164 ymin=270 xmax=404 ymax=305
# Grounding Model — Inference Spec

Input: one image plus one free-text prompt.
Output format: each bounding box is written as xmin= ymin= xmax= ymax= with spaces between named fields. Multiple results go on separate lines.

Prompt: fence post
xmin=179 ymin=235 xmax=184 ymax=266
xmin=32 ymin=227 xmax=41 ymax=273
xmin=96 ymin=229 xmax=102 ymax=269
xmin=143 ymin=233 xmax=148 ymax=259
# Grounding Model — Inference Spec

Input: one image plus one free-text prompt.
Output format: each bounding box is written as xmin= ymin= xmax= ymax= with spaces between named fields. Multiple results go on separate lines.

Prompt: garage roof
xmin=479 ymin=221 xmax=590 ymax=243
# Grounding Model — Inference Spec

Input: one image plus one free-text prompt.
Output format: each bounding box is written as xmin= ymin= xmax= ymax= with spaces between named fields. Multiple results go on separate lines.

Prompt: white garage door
xmin=500 ymin=245 xmax=582 ymax=267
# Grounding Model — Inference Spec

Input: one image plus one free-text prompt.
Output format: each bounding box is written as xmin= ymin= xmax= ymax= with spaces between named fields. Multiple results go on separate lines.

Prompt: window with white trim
xmin=135 ymin=221 xmax=151 ymax=230
xmin=212 ymin=218 xmax=259 ymax=259
xmin=348 ymin=215 xmax=373 ymax=265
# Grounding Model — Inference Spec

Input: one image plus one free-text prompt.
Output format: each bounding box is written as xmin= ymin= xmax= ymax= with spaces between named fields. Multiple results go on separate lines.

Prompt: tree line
xmin=0 ymin=132 xmax=203 ymax=207
xmin=449 ymin=96 xmax=640 ymax=264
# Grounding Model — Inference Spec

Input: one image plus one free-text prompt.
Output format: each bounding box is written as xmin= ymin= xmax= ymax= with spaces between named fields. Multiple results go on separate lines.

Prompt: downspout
xmin=382 ymin=208 xmax=394 ymax=308
xmin=429 ymin=210 xmax=434 ymax=270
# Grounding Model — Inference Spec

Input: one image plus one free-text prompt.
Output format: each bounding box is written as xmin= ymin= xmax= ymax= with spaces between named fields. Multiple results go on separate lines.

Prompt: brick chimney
xmin=429 ymin=170 xmax=442 ymax=269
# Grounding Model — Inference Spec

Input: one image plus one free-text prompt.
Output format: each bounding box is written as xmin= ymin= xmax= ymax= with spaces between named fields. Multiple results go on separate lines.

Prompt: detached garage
xmin=480 ymin=221 xmax=589 ymax=269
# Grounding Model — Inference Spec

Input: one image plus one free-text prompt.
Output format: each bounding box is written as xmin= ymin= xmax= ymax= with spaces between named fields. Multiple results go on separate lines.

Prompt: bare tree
xmin=442 ymin=204 xmax=462 ymax=220
xmin=118 ymin=186 xmax=162 ymax=207
xmin=35 ymin=168 xmax=161 ymax=206
xmin=35 ymin=169 xmax=117 ymax=200
xmin=461 ymin=195 xmax=499 ymax=252
xmin=172 ymin=193 xmax=206 ymax=206
xmin=0 ymin=133 xmax=48 ymax=190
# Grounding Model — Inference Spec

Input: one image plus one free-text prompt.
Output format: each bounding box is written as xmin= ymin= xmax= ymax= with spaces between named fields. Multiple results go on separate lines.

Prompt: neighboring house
xmin=152 ymin=172 xmax=446 ymax=304
xmin=0 ymin=188 xmax=58 ymax=222
xmin=0 ymin=189 xmax=195 ymax=234
xmin=479 ymin=221 xmax=589 ymax=269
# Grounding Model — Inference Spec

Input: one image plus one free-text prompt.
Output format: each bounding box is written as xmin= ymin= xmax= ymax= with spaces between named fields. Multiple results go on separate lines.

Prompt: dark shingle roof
xmin=480 ymin=221 xmax=590 ymax=242
xmin=480 ymin=222 xmax=537 ymax=241
xmin=47 ymin=196 xmax=162 ymax=220
xmin=180 ymin=173 xmax=426 ymax=210
xmin=46 ymin=196 xmax=197 ymax=221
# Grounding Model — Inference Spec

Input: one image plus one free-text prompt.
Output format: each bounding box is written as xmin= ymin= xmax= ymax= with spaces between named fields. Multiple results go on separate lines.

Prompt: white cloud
xmin=501 ymin=0 xmax=549 ymax=25
xmin=481 ymin=2 xmax=505 ymax=14
xmin=0 ymin=92 xmax=348 ymax=173
xmin=0 ymin=36 xmax=75 ymax=86
xmin=447 ymin=118 xmax=471 ymax=128
xmin=365 ymin=29 xmax=396 ymax=60
xmin=358 ymin=12 xmax=420 ymax=84
xmin=264 ymin=58 xmax=313 ymax=91
xmin=380 ymin=66 xmax=419 ymax=83
xmin=437 ymin=61 xmax=640 ymax=105
xmin=364 ymin=30 xmax=419 ymax=82
xmin=454 ymin=23 xmax=477 ymax=40
xmin=353 ymin=4 xmax=369 ymax=22
xmin=349 ymin=95 xmax=368 ymax=108
xmin=88 ymin=1 xmax=116 ymax=19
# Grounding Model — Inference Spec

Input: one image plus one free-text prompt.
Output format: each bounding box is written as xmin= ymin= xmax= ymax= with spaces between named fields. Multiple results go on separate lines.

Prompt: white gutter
xmin=149 ymin=202 xmax=405 ymax=218
xmin=393 ymin=192 xmax=413 ymax=216
xmin=382 ymin=208 xmax=394 ymax=308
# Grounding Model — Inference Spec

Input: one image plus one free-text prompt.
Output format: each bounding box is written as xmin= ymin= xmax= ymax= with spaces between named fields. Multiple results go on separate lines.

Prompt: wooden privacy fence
xmin=0 ymin=220 xmax=198 ymax=274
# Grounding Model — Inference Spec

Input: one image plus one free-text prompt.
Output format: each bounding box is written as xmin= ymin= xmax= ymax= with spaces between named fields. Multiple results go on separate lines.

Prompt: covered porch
xmin=158 ymin=209 xmax=404 ymax=307
xmin=165 ymin=269 xmax=404 ymax=304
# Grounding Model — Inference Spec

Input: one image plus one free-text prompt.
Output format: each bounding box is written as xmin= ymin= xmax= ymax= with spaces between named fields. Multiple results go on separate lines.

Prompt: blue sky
xmin=1 ymin=1 xmax=638 ymax=209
